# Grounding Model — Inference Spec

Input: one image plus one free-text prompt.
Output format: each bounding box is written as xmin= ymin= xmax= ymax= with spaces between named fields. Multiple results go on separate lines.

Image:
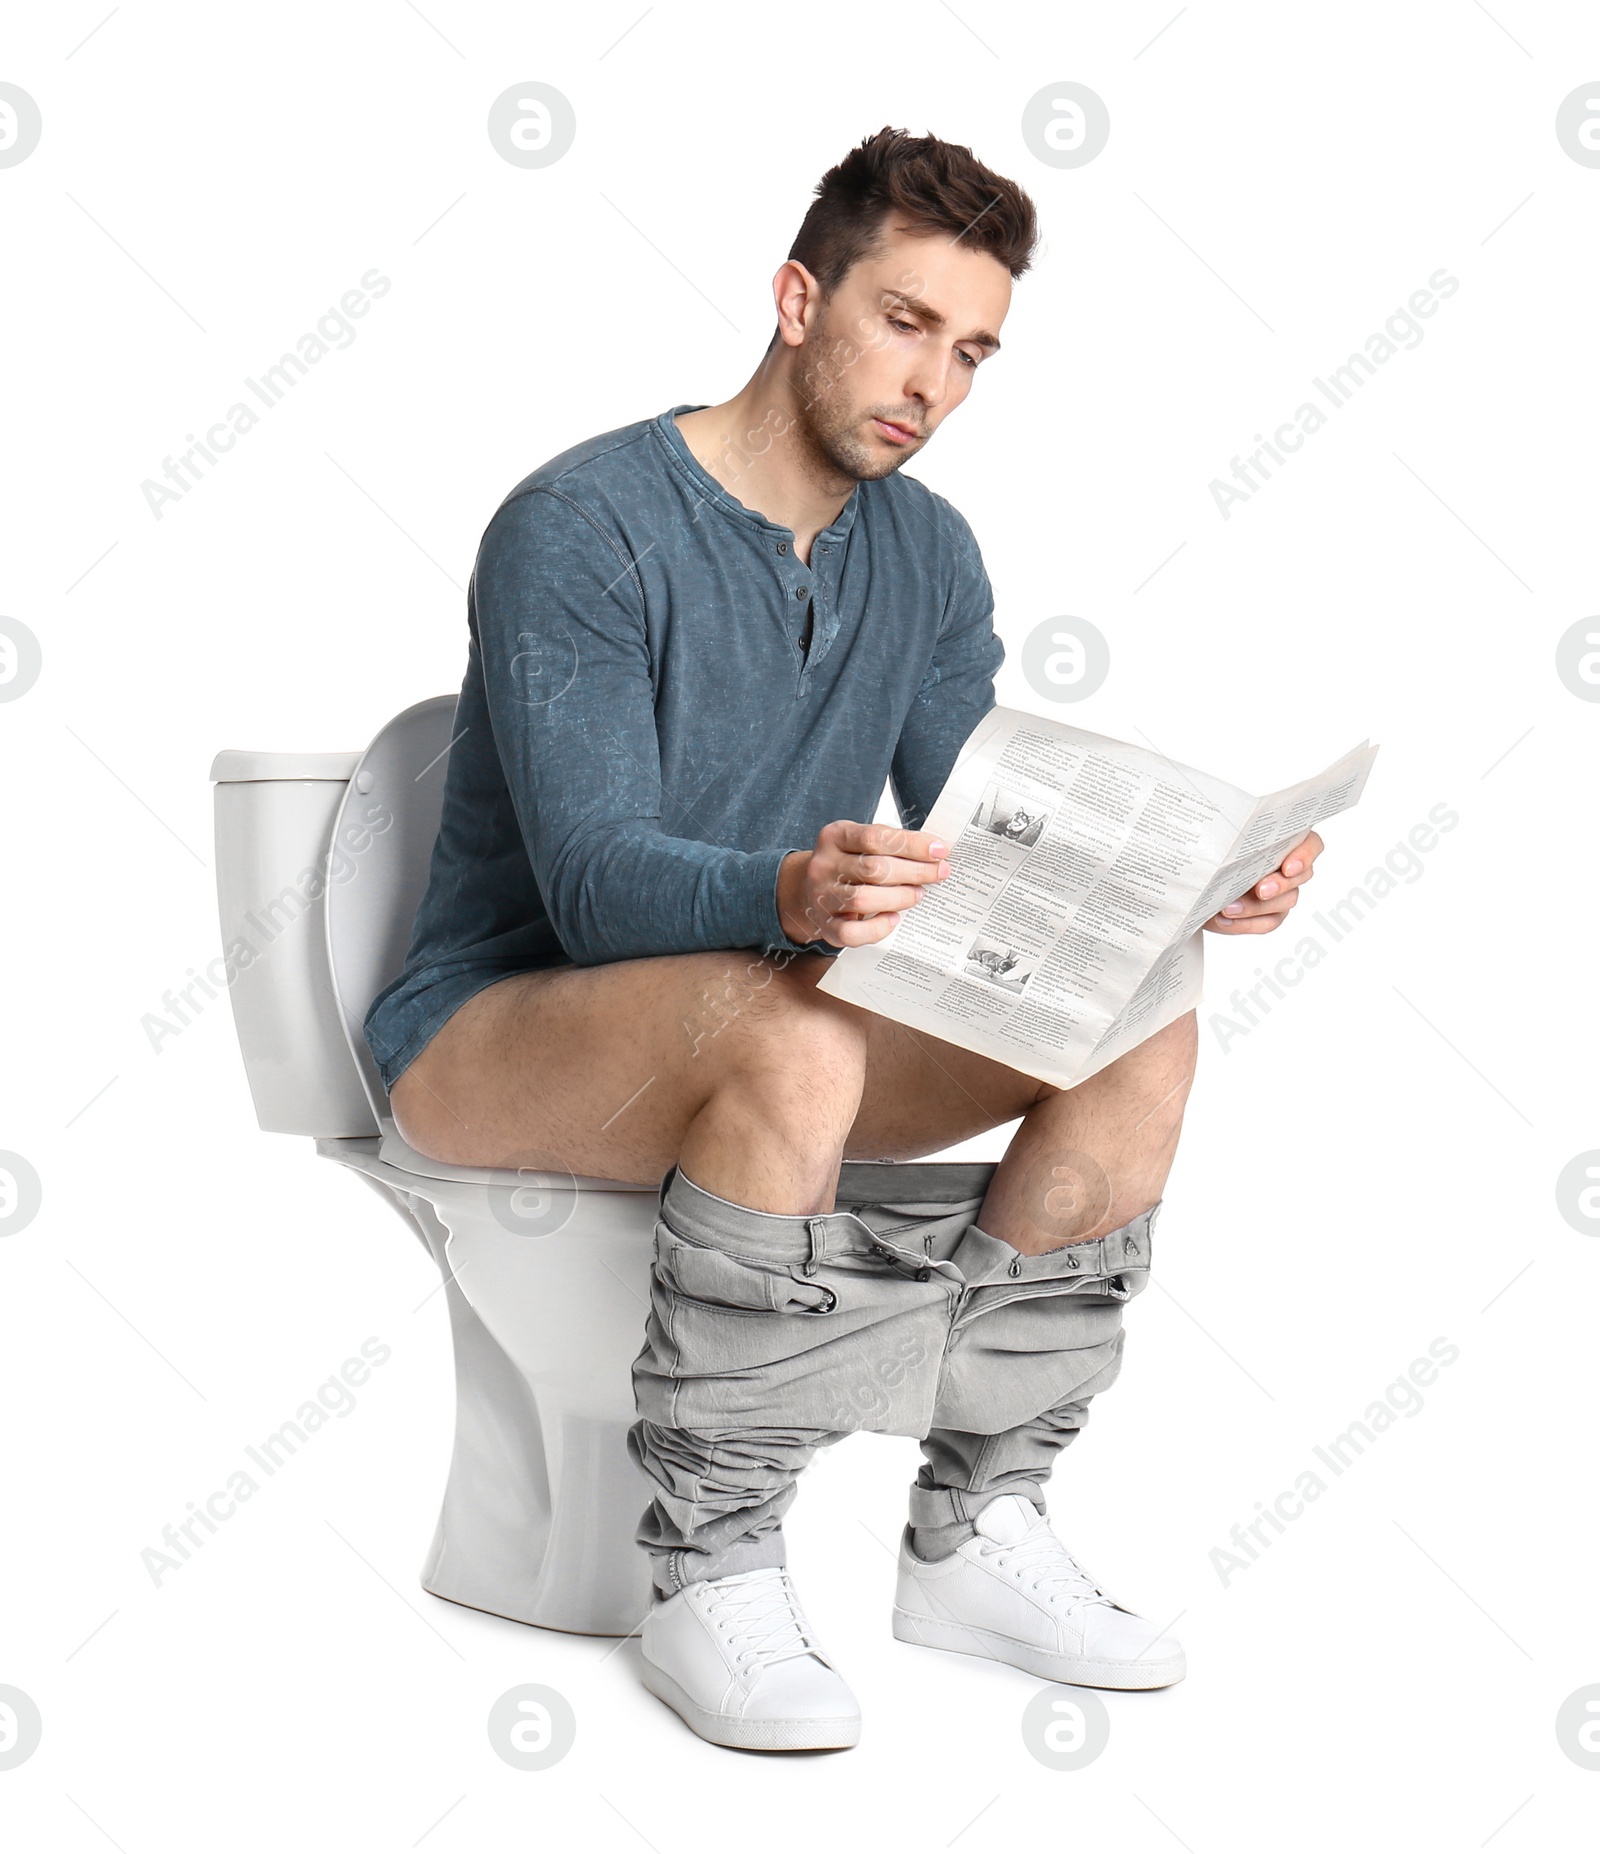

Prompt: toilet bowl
xmin=209 ymin=695 xmax=985 ymax=1640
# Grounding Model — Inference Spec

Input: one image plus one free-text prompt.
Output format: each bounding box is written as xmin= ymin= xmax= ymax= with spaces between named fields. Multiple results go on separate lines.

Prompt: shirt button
xmin=795 ymin=586 xmax=808 ymax=600
xmin=776 ymin=540 xmax=789 ymax=554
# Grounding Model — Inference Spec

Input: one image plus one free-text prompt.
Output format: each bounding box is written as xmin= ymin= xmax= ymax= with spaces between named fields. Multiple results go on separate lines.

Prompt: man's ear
xmin=771 ymin=258 xmax=820 ymax=349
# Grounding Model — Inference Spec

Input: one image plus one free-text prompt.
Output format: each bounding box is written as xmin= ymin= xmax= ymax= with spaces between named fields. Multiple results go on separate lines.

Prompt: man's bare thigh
xmin=389 ymin=950 xmax=1045 ymax=1182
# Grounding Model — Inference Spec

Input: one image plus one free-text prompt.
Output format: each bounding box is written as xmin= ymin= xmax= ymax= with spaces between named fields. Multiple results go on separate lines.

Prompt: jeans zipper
xmin=949 ymin=1273 xmax=1126 ymax=1335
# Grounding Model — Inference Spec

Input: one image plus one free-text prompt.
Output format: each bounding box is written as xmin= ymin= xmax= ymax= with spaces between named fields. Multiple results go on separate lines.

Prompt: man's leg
xmin=900 ymin=1007 xmax=1199 ymax=1555
xmin=849 ymin=1002 xmax=1198 ymax=1250
xmin=879 ymin=1012 xmax=1198 ymax=1689
xmin=390 ymin=949 xmax=876 ymax=1207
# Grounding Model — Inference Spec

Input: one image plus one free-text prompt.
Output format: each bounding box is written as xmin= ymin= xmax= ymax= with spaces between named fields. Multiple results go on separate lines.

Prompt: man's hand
xmin=778 ymin=821 xmax=950 ymax=948
xmin=1204 ymin=830 xmax=1324 ymax=935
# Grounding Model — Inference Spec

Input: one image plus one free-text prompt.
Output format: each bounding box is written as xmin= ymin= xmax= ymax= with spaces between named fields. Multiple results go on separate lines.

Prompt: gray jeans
xmin=628 ymin=1161 xmax=1156 ymax=1596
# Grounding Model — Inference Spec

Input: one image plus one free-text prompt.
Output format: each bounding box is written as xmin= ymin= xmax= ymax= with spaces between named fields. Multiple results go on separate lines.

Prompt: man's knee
xmin=701 ymin=955 xmax=868 ymax=1122
xmin=715 ymin=956 xmax=863 ymax=1075
xmin=1117 ymin=1006 xmax=1198 ymax=1086
xmin=1142 ymin=1007 xmax=1199 ymax=1121
xmin=1148 ymin=1006 xmax=1199 ymax=1079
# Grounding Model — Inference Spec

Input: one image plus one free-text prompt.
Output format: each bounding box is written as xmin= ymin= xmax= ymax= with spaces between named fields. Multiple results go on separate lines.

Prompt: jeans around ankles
xmin=626 ymin=1161 xmax=1157 ymax=1595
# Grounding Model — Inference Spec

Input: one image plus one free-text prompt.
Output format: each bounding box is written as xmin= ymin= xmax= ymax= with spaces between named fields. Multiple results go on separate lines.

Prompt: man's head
xmin=768 ymin=128 xmax=1038 ymax=483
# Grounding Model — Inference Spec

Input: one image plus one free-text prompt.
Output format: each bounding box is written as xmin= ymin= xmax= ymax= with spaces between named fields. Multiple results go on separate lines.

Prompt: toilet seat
xmin=376 ymin=1119 xmax=657 ymax=1194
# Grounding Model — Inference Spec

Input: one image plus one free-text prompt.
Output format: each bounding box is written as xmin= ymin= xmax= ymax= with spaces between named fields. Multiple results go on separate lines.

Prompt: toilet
xmin=209 ymin=696 xmax=985 ymax=1641
xmin=211 ymin=694 xmax=660 ymax=1637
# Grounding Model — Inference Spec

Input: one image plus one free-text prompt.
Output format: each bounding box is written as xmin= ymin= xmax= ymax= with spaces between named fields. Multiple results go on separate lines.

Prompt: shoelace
xmin=976 ymin=1529 xmax=1121 ymax=1613
xmin=702 ymin=1569 xmax=821 ymax=1670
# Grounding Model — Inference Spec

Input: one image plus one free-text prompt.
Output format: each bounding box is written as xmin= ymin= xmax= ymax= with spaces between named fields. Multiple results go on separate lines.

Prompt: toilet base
xmin=322 ymin=1139 xmax=657 ymax=1638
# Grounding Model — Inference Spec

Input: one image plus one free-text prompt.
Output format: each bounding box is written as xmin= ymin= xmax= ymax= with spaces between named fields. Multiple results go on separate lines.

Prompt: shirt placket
xmin=768 ymin=534 xmax=810 ymax=687
xmin=773 ymin=535 xmax=844 ymax=694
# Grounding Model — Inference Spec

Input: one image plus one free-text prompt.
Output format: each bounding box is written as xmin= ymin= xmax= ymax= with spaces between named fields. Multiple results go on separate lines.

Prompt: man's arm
xmin=476 ymin=487 xmax=816 ymax=966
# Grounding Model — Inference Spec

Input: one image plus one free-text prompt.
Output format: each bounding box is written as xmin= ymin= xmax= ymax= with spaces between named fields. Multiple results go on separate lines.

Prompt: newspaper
xmin=816 ymin=706 xmax=1379 ymax=1089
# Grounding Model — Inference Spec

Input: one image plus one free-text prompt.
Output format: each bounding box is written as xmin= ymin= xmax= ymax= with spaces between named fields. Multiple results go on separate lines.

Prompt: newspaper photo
xmin=816 ymin=706 xmax=1379 ymax=1090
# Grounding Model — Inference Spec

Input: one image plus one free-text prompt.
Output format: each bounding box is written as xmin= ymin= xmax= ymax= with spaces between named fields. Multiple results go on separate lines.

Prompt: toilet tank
xmin=210 ymin=749 xmax=381 ymax=1137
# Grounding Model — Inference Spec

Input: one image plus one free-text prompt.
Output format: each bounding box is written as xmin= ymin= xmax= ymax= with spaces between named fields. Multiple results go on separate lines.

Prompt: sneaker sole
xmin=641 ymin=1658 xmax=861 ymax=1750
xmin=891 ymin=1606 xmax=1186 ymax=1691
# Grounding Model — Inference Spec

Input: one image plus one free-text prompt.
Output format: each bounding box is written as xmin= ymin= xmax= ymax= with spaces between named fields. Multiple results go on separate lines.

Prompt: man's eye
xmin=956 ymin=350 xmax=979 ymax=370
xmin=888 ymin=316 xmax=916 ymax=332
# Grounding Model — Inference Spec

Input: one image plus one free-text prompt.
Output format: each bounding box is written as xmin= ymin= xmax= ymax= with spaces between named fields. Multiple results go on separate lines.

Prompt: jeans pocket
xmin=655 ymin=1226 xmax=836 ymax=1315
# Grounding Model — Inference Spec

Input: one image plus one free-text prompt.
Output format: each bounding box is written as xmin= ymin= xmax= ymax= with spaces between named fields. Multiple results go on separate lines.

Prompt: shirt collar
xmin=653 ymin=403 xmax=862 ymax=545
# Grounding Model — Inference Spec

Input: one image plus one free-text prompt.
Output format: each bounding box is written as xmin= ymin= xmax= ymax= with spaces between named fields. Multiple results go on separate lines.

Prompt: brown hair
xmin=787 ymin=127 xmax=1039 ymax=293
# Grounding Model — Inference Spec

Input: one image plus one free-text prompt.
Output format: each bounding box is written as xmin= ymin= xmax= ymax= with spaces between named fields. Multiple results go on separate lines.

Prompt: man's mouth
xmin=871 ymin=417 xmax=921 ymax=446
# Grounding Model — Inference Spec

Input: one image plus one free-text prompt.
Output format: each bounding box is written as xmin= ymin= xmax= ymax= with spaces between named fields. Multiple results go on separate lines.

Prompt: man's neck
xmin=674 ymin=368 xmax=856 ymax=564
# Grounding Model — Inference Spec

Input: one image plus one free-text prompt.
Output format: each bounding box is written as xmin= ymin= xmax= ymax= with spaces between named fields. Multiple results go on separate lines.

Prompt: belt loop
xmin=803 ymin=1217 xmax=826 ymax=1277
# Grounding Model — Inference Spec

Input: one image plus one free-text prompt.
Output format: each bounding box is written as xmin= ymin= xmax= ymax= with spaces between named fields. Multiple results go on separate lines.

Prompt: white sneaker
xmin=892 ymin=1494 xmax=1186 ymax=1690
xmin=641 ymin=1566 xmax=862 ymax=1750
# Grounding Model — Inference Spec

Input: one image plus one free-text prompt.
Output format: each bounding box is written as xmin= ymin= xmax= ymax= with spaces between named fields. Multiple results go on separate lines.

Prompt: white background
xmin=2 ymin=1 xmax=1597 ymax=1846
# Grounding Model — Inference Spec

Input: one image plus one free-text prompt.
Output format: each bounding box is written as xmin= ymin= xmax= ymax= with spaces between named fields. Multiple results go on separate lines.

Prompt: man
xmin=365 ymin=128 xmax=1323 ymax=1751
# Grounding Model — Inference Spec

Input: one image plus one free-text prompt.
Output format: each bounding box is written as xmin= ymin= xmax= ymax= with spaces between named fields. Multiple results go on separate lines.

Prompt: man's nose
xmin=902 ymin=351 xmax=952 ymax=413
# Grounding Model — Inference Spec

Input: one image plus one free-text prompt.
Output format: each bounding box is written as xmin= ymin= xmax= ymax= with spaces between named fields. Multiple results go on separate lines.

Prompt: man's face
xmin=789 ymin=218 xmax=1012 ymax=483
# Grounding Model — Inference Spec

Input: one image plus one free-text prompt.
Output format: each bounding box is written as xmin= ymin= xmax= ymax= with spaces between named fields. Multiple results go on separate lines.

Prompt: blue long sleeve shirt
xmin=364 ymin=403 xmax=1004 ymax=1091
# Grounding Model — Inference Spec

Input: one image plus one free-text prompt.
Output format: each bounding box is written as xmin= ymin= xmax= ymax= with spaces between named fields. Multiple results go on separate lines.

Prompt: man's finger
xmin=822 ymin=880 xmax=925 ymax=918
xmin=830 ymin=819 xmax=949 ymax=864
xmin=1206 ymin=908 xmax=1293 ymax=936
xmin=838 ymin=851 xmax=948 ymax=889
xmin=1279 ymin=830 xmax=1324 ymax=879
xmin=1217 ymin=887 xmax=1300 ymax=922
xmin=826 ymin=910 xmax=902 ymax=947
xmin=1250 ymin=864 xmax=1312 ymax=902
xmin=1219 ymin=861 xmax=1315 ymax=916
xmin=1223 ymin=886 xmax=1297 ymax=923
